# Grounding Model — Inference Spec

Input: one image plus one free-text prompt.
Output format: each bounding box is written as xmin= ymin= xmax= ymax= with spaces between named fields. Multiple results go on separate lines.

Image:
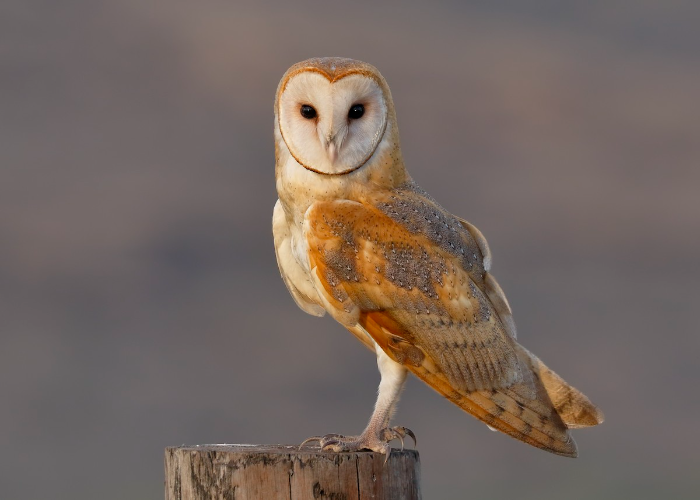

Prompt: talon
xmin=392 ymin=426 xmax=417 ymax=448
xmin=382 ymin=443 xmax=391 ymax=463
xmin=300 ymin=433 xmax=348 ymax=451
xmin=299 ymin=436 xmax=322 ymax=450
xmin=394 ymin=431 xmax=405 ymax=451
xmin=380 ymin=428 xmax=403 ymax=449
xmin=321 ymin=439 xmax=340 ymax=451
xmin=404 ymin=428 xmax=417 ymax=447
xmin=299 ymin=428 xmax=411 ymax=457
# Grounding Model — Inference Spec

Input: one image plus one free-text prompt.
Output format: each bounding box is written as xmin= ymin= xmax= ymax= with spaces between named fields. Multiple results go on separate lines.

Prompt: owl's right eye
xmin=300 ymin=105 xmax=317 ymax=119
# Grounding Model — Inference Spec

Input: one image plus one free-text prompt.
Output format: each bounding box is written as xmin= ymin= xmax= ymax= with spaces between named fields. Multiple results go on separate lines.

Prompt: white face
xmin=278 ymin=72 xmax=388 ymax=175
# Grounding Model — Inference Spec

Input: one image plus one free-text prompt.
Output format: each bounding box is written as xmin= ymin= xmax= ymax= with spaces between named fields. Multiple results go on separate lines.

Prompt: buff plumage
xmin=273 ymin=57 xmax=603 ymax=457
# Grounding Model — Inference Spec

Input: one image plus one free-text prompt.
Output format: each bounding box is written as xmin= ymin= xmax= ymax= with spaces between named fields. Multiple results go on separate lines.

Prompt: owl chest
xmin=289 ymin=223 xmax=312 ymax=275
xmin=278 ymin=216 xmax=326 ymax=312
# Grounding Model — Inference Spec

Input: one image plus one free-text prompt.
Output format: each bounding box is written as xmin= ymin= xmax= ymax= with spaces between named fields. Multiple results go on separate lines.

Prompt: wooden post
xmin=165 ymin=444 xmax=421 ymax=500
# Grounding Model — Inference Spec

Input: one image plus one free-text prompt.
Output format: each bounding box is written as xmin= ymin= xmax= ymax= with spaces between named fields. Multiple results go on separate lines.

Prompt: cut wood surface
xmin=165 ymin=444 xmax=421 ymax=500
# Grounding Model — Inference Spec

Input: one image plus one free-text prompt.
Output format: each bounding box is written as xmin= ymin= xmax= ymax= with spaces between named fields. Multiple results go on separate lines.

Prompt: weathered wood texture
xmin=165 ymin=444 xmax=421 ymax=500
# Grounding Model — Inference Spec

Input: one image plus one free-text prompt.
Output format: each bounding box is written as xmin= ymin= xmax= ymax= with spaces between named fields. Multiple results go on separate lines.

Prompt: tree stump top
xmin=170 ymin=442 xmax=418 ymax=455
xmin=165 ymin=444 xmax=421 ymax=500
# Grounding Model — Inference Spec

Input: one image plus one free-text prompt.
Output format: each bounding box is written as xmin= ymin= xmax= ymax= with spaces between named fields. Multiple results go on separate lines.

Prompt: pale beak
xmin=321 ymin=125 xmax=346 ymax=165
xmin=327 ymin=140 xmax=338 ymax=164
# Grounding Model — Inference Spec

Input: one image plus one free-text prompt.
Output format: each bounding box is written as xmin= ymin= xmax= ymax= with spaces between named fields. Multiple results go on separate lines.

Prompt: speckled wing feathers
xmin=304 ymin=187 xmax=522 ymax=393
xmin=273 ymin=57 xmax=603 ymax=457
xmin=302 ymin=186 xmax=592 ymax=456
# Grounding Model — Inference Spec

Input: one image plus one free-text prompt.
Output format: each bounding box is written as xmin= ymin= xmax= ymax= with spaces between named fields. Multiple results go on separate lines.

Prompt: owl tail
xmin=409 ymin=344 xmax=603 ymax=457
xmin=517 ymin=345 xmax=605 ymax=429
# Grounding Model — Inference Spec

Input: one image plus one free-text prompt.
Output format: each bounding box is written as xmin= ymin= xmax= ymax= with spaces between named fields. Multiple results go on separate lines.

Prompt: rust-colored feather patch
xmin=301 ymin=190 xmax=601 ymax=457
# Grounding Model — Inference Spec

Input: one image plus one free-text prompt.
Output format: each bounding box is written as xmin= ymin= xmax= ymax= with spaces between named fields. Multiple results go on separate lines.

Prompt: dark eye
xmin=300 ymin=104 xmax=317 ymax=119
xmin=348 ymin=104 xmax=364 ymax=119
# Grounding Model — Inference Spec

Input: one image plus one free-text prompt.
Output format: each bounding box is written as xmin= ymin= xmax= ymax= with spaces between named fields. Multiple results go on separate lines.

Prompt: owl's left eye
xmin=300 ymin=105 xmax=317 ymax=119
xmin=348 ymin=104 xmax=365 ymax=119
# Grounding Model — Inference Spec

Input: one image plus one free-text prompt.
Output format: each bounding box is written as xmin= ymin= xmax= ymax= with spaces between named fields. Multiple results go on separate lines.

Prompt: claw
xmin=300 ymin=434 xmax=348 ymax=451
xmin=393 ymin=426 xmax=416 ymax=448
xmin=394 ymin=430 xmax=405 ymax=451
xmin=321 ymin=439 xmax=341 ymax=451
xmin=382 ymin=443 xmax=391 ymax=464
xmin=298 ymin=427 xmax=414 ymax=457
xmin=403 ymin=427 xmax=417 ymax=447
xmin=383 ymin=426 xmax=417 ymax=449
xmin=299 ymin=436 xmax=322 ymax=450
xmin=380 ymin=427 xmax=403 ymax=450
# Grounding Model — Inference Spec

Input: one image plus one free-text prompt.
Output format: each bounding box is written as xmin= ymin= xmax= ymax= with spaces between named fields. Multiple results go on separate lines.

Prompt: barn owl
xmin=272 ymin=57 xmax=603 ymax=457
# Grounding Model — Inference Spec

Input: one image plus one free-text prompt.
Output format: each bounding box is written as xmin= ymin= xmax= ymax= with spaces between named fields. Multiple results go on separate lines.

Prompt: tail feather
xmin=408 ymin=343 xmax=603 ymax=457
xmin=518 ymin=346 xmax=605 ymax=429
xmin=468 ymin=388 xmax=578 ymax=457
xmin=409 ymin=360 xmax=579 ymax=457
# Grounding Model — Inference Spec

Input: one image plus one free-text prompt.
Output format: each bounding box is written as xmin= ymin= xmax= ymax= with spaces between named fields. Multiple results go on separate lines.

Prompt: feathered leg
xmin=300 ymin=344 xmax=415 ymax=455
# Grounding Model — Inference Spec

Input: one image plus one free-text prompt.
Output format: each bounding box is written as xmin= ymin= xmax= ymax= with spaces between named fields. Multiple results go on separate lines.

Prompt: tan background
xmin=2 ymin=1 xmax=699 ymax=498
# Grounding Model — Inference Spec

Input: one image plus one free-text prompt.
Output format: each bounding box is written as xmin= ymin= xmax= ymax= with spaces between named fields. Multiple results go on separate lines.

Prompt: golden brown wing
xmin=304 ymin=197 xmax=582 ymax=456
xmin=305 ymin=199 xmax=522 ymax=392
xmin=456 ymin=217 xmax=517 ymax=339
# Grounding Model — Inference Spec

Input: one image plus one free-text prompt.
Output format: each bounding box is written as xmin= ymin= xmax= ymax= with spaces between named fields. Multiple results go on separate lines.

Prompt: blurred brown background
xmin=2 ymin=1 xmax=699 ymax=498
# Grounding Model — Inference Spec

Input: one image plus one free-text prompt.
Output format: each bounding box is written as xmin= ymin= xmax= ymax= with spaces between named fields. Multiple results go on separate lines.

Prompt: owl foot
xmin=299 ymin=426 xmax=416 ymax=457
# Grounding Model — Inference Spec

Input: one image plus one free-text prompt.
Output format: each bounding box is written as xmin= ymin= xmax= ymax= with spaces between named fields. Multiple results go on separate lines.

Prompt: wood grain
xmin=165 ymin=444 xmax=421 ymax=500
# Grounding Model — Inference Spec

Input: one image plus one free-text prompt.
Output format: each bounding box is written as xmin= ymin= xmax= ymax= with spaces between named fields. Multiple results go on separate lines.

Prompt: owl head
xmin=275 ymin=57 xmax=403 ymax=178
